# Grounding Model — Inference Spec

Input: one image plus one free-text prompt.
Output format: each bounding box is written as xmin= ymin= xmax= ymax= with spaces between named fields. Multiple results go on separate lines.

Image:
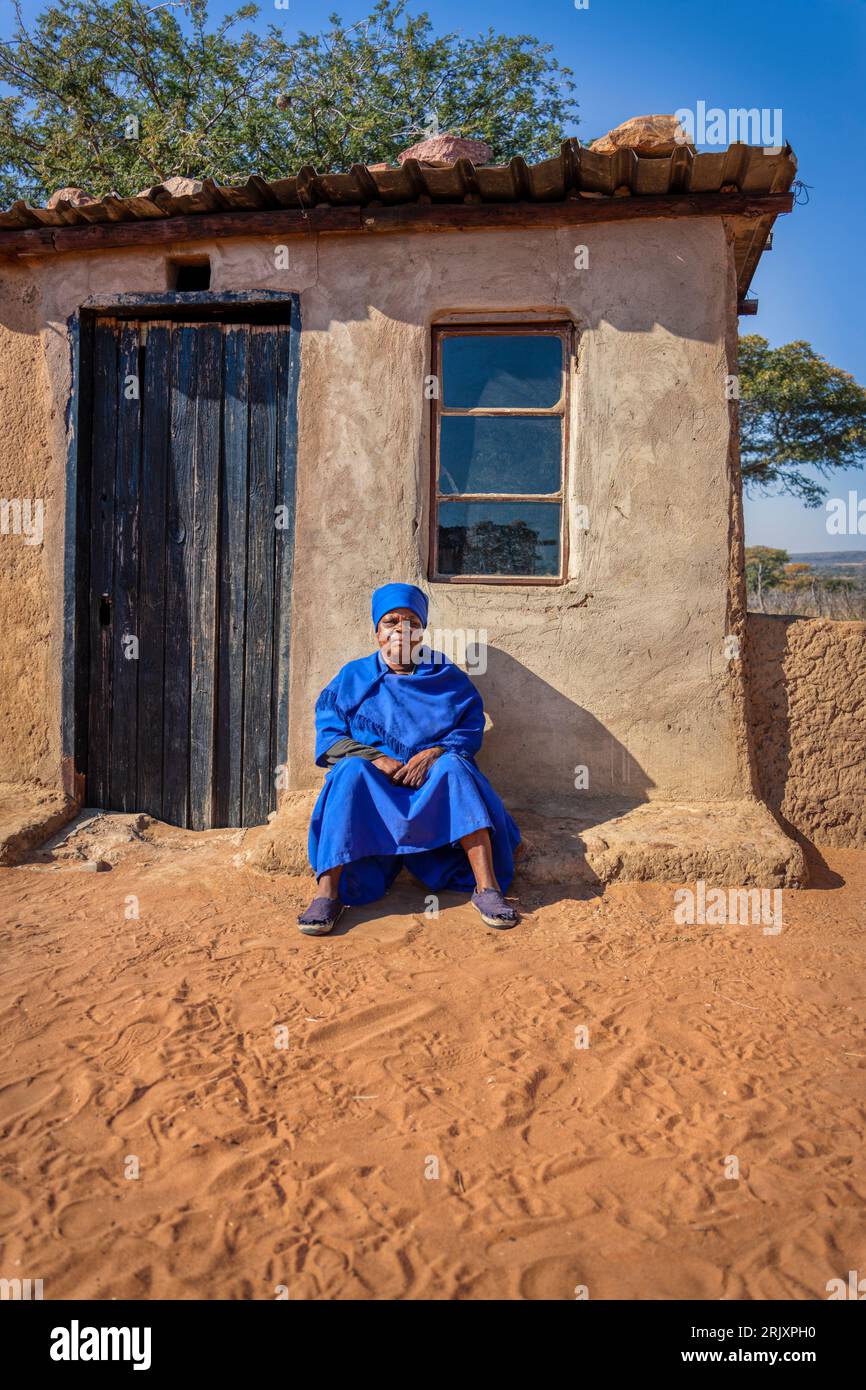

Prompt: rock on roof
xmin=590 ymin=114 xmax=690 ymax=157
xmin=397 ymin=134 xmax=494 ymax=167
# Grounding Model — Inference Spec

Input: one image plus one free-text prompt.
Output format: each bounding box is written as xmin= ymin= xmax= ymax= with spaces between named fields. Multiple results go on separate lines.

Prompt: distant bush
xmin=747 ymin=585 xmax=866 ymax=619
xmin=745 ymin=545 xmax=866 ymax=618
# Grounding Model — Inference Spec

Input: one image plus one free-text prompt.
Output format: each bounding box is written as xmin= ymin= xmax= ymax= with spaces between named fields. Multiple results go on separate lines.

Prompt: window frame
xmin=428 ymin=321 xmax=573 ymax=586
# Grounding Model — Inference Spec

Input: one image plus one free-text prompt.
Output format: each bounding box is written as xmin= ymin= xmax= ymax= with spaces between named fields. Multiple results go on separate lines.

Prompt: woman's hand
xmin=372 ymin=754 xmax=404 ymax=779
xmin=391 ymin=746 xmax=444 ymax=788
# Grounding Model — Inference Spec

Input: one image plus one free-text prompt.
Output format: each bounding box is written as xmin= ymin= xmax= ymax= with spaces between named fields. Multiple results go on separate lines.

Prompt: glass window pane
xmin=437 ymin=501 xmax=561 ymax=577
xmin=441 ymin=334 xmax=562 ymax=409
xmin=439 ymin=416 xmax=561 ymax=495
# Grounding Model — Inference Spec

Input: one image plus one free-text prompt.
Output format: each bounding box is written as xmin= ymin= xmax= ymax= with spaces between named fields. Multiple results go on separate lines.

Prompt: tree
xmin=744 ymin=545 xmax=788 ymax=611
xmin=739 ymin=335 xmax=866 ymax=507
xmin=778 ymin=561 xmax=817 ymax=594
xmin=0 ymin=0 xmax=579 ymax=207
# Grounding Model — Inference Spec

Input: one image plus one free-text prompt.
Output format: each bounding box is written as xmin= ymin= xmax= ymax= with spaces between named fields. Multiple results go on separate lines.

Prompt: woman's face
xmin=376 ymin=607 xmax=425 ymax=669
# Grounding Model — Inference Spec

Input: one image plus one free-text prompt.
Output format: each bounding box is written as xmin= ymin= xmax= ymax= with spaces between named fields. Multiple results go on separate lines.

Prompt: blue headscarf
xmin=371 ymin=582 xmax=429 ymax=630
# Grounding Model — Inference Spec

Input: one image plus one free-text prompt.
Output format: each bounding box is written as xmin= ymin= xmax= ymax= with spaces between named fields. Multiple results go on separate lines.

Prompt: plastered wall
xmin=286 ymin=218 xmax=752 ymax=807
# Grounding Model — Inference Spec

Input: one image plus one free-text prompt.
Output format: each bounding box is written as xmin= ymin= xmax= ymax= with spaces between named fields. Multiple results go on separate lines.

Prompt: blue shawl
xmin=315 ymin=650 xmax=485 ymax=767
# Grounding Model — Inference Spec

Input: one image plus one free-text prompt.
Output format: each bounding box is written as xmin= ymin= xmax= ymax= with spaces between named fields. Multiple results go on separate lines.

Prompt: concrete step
xmin=249 ymin=791 xmax=805 ymax=889
xmin=0 ymin=782 xmax=77 ymax=866
xmin=512 ymin=798 xmax=805 ymax=888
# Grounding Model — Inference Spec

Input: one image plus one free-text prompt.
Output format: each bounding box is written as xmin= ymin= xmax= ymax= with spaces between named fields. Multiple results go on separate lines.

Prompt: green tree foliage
xmin=744 ymin=550 xmax=864 ymax=617
xmin=744 ymin=546 xmax=789 ymax=592
xmin=739 ymin=334 xmax=866 ymax=506
xmin=0 ymin=0 xmax=578 ymax=206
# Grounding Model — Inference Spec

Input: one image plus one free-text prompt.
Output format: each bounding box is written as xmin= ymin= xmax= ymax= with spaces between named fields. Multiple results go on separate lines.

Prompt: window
xmin=167 ymin=256 xmax=211 ymax=291
xmin=429 ymin=324 xmax=571 ymax=583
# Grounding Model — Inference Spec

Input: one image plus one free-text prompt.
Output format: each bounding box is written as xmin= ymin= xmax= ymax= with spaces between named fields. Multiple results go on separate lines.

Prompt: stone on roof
xmin=590 ymin=114 xmax=689 ymax=157
xmin=46 ymin=187 xmax=99 ymax=208
xmin=136 ymin=175 xmax=204 ymax=199
xmin=397 ymin=134 xmax=493 ymax=167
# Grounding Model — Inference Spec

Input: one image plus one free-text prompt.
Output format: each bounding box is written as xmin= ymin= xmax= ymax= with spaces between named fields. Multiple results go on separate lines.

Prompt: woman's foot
xmin=297 ymin=896 xmax=345 ymax=936
xmin=471 ymin=888 xmax=519 ymax=929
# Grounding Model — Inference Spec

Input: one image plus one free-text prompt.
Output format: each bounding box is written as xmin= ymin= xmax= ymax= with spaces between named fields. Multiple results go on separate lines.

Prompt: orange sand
xmin=1 ymin=820 xmax=864 ymax=1300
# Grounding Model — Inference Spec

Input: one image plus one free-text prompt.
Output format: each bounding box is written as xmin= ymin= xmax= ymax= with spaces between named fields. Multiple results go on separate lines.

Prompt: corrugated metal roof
xmin=0 ymin=138 xmax=797 ymax=294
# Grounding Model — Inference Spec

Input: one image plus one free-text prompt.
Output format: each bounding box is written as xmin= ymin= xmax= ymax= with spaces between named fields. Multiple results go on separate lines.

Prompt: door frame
xmin=61 ymin=290 xmax=302 ymax=809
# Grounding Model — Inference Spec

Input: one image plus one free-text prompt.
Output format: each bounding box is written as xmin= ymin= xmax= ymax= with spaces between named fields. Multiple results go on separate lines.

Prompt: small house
xmin=0 ymin=125 xmax=804 ymax=882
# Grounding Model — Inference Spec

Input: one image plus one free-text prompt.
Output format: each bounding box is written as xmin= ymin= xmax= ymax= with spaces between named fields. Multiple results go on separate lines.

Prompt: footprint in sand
xmin=519 ymin=1255 xmax=586 ymax=1300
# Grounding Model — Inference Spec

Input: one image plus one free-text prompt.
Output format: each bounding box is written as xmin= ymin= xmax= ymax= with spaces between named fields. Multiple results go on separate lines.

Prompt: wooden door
xmin=85 ymin=314 xmax=298 ymax=829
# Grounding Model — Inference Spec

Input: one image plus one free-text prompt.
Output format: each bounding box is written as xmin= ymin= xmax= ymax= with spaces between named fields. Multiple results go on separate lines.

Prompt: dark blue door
xmin=85 ymin=310 xmax=299 ymax=828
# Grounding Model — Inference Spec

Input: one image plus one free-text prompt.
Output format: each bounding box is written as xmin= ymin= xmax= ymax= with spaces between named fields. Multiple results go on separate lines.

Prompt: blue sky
xmin=5 ymin=0 xmax=865 ymax=551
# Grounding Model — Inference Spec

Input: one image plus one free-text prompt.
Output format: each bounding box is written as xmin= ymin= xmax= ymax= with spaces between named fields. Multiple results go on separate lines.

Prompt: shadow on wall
xmin=745 ymin=615 xmax=792 ymax=815
xmin=745 ymin=614 xmax=848 ymax=886
xmin=470 ymin=645 xmax=654 ymax=813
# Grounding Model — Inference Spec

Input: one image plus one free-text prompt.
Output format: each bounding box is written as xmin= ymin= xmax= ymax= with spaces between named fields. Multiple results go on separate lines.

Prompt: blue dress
xmin=308 ymin=650 xmax=521 ymax=906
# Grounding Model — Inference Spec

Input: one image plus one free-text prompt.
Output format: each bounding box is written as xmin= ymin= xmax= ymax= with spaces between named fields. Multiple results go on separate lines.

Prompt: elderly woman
xmin=298 ymin=582 xmax=521 ymax=936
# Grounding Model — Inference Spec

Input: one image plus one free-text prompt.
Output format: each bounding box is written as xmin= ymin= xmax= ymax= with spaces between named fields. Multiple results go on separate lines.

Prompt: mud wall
xmin=0 ymin=262 xmax=56 ymax=784
xmin=747 ymin=614 xmax=866 ymax=848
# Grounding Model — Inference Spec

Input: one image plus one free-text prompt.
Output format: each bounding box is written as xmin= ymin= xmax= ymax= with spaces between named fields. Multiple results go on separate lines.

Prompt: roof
xmin=0 ymin=138 xmax=797 ymax=299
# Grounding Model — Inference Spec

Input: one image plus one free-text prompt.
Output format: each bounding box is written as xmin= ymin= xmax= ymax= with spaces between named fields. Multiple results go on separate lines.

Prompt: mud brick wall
xmin=747 ymin=614 xmax=866 ymax=848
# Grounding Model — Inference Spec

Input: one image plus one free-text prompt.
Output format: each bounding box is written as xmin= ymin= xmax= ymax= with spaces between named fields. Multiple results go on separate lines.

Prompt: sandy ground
xmin=0 ymin=813 xmax=864 ymax=1301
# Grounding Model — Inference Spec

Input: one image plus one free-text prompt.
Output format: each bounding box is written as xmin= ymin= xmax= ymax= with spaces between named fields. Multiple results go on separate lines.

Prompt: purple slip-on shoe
xmin=298 ymin=896 xmax=345 ymax=936
xmin=471 ymin=888 xmax=519 ymax=929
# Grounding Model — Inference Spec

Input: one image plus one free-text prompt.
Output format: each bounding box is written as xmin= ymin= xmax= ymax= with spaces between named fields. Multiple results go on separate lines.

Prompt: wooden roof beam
xmin=0 ymin=190 xmax=794 ymax=262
